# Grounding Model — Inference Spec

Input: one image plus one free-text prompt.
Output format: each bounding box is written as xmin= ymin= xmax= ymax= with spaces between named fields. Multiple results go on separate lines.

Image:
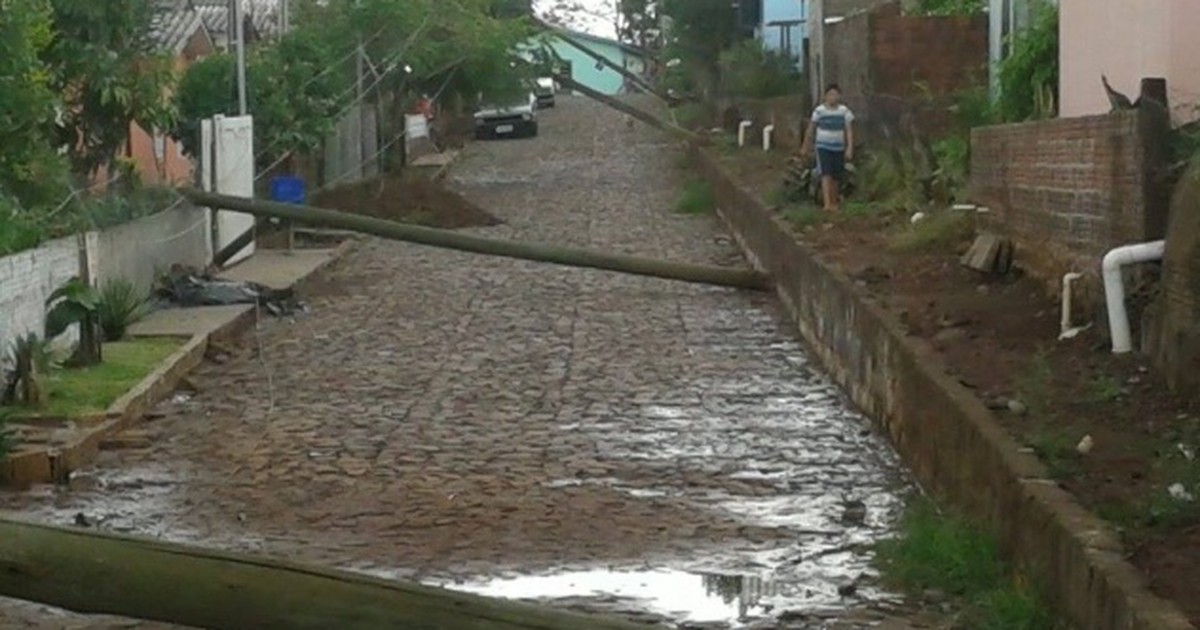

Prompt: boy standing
xmin=801 ymin=84 xmax=855 ymax=213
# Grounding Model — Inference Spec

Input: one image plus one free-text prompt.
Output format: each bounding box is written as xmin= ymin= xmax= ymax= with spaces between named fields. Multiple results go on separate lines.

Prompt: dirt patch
xmin=718 ymin=146 xmax=1200 ymax=626
xmin=312 ymin=174 xmax=501 ymax=230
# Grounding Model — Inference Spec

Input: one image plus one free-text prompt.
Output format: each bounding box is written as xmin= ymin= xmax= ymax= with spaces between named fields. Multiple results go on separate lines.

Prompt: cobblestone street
xmin=0 ymin=97 xmax=911 ymax=628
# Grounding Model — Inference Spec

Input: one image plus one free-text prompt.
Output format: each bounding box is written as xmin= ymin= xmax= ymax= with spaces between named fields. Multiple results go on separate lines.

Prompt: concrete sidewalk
xmin=129 ymin=249 xmax=338 ymax=339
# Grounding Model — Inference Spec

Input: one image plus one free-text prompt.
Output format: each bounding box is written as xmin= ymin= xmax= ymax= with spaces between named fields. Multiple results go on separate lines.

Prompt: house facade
xmin=1058 ymin=0 xmax=1200 ymax=124
xmin=127 ymin=0 xmax=217 ymax=186
xmin=539 ymin=31 xmax=650 ymax=96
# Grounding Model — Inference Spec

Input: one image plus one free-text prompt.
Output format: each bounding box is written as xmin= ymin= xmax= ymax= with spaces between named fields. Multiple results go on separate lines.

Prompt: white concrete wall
xmin=94 ymin=204 xmax=213 ymax=294
xmin=0 ymin=236 xmax=81 ymax=360
xmin=0 ymin=205 xmax=211 ymax=369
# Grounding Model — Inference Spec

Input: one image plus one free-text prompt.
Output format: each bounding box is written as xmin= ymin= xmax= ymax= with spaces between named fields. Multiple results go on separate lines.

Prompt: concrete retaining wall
xmin=694 ymin=146 xmax=1195 ymax=630
xmin=0 ymin=205 xmax=211 ymax=367
xmin=94 ymin=204 xmax=213 ymax=294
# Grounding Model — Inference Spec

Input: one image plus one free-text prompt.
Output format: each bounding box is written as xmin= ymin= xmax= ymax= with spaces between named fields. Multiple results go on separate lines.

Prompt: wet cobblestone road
xmin=0 ymin=97 xmax=912 ymax=628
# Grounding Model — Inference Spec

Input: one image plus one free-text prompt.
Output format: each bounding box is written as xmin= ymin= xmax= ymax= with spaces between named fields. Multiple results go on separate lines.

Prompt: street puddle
xmin=442 ymin=568 xmax=886 ymax=627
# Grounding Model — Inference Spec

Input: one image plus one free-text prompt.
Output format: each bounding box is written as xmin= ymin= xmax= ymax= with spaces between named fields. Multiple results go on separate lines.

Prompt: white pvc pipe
xmin=1059 ymin=272 xmax=1087 ymax=340
xmin=1061 ymin=272 xmax=1082 ymax=335
xmin=738 ymin=120 xmax=752 ymax=147
xmin=1103 ymin=240 xmax=1165 ymax=353
xmin=762 ymin=125 xmax=775 ymax=151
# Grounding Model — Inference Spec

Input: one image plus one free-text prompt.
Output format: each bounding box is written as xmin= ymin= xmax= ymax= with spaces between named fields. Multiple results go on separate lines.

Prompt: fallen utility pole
xmin=181 ymin=189 xmax=769 ymax=291
xmin=532 ymin=17 xmax=670 ymax=104
xmin=552 ymin=73 xmax=700 ymax=143
xmin=0 ymin=518 xmax=656 ymax=630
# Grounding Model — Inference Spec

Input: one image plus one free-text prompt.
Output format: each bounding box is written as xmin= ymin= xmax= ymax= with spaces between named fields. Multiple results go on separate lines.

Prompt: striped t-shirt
xmin=811 ymin=104 xmax=854 ymax=152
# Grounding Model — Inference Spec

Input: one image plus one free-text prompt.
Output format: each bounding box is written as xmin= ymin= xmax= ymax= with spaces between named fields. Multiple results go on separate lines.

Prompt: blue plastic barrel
xmin=270 ymin=175 xmax=306 ymax=205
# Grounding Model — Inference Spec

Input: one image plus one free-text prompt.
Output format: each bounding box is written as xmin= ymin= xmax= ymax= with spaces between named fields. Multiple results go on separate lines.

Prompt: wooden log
xmin=0 ymin=518 xmax=658 ymax=629
xmin=180 ymin=189 xmax=770 ymax=291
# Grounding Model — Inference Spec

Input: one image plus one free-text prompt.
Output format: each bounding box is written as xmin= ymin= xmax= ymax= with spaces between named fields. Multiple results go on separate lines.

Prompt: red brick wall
xmin=969 ymin=112 xmax=1163 ymax=299
xmin=822 ymin=4 xmax=987 ymax=142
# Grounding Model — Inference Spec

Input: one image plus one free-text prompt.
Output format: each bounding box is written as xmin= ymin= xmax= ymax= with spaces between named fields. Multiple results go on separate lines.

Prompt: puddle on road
xmin=439 ymin=567 xmax=890 ymax=628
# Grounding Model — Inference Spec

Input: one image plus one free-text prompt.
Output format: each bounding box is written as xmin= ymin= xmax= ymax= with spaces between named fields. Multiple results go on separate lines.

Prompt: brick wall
xmin=969 ymin=112 xmax=1168 ymax=301
xmin=0 ymin=205 xmax=212 ymax=368
xmin=823 ymin=3 xmax=987 ymax=142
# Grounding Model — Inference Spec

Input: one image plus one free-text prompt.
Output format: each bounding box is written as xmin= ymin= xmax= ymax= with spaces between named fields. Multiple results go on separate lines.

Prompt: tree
xmin=175 ymin=0 xmax=537 ymax=172
xmin=618 ymin=0 xmax=659 ymax=52
xmin=658 ymin=0 xmax=740 ymax=96
xmin=43 ymin=0 xmax=177 ymax=177
xmin=0 ymin=0 xmax=68 ymax=208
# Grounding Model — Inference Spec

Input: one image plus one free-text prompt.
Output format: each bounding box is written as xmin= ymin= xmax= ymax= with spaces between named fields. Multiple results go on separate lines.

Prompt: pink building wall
xmin=1060 ymin=0 xmax=1200 ymax=125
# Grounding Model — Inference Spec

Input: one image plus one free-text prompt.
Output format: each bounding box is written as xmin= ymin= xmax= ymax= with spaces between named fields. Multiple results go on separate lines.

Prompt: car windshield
xmin=479 ymin=92 xmax=527 ymax=110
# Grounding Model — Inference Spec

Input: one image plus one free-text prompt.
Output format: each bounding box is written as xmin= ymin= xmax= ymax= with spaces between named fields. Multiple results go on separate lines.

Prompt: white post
xmin=762 ymin=125 xmax=775 ymax=151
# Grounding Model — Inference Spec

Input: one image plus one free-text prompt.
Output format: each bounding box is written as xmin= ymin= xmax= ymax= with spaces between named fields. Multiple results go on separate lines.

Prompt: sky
xmin=534 ymin=0 xmax=619 ymax=39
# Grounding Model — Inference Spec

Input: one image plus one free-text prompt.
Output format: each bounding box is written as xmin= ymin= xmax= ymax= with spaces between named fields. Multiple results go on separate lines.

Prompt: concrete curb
xmin=694 ymin=146 xmax=1195 ymax=630
xmin=1 ymin=239 xmax=361 ymax=489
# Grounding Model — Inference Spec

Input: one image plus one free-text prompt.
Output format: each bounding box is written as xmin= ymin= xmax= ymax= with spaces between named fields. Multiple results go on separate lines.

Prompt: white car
xmin=534 ymin=77 xmax=556 ymax=108
xmin=474 ymin=92 xmax=538 ymax=139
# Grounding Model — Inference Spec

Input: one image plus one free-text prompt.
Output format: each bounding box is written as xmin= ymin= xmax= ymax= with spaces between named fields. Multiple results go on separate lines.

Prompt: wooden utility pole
xmin=551 ymin=73 xmax=699 ymax=142
xmin=0 ymin=519 xmax=658 ymax=630
xmin=181 ymin=189 xmax=770 ymax=291
xmin=232 ymin=0 xmax=247 ymax=115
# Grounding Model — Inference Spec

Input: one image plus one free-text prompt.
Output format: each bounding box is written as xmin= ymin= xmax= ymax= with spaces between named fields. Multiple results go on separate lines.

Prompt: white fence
xmin=0 ymin=204 xmax=212 ymax=365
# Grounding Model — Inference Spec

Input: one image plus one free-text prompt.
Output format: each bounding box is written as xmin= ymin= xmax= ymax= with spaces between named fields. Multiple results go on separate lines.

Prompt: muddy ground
xmin=713 ymin=140 xmax=1200 ymax=626
xmin=312 ymin=174 xmax=501 ymax=229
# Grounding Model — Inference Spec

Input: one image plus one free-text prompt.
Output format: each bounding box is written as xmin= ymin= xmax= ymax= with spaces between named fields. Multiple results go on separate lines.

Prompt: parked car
xmin=474 ymin=91 xmax=538 ymax=140
xmin=534 ymin=77 xmax=556 ymax=108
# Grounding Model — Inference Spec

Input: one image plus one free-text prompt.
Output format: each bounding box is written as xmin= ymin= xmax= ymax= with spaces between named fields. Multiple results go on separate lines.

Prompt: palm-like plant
xmin=97 ymin=278 xmax=151 ymax=342
xmin=45 ymin=277 xmax=102 ymax=366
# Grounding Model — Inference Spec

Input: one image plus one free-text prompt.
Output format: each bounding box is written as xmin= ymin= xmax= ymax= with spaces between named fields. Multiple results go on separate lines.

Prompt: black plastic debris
xmin=155 ymin=265 xmax=306 ymax=316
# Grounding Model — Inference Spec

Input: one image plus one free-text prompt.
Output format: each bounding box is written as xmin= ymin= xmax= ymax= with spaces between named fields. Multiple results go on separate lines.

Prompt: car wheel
xmin=475 ymin=128 xmax=487 ymax=140
xmin=528 ymin=123 xmax=539 ymax=138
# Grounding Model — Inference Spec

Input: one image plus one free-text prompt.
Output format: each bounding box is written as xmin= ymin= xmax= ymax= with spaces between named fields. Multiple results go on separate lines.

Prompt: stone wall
xmin=0 ymin=205 xmax=212 ymax=366
xmin=694 ymin=145 xmax=1194 ymax=630
xmin=969 ymin=111 xmax=1170 ymax=303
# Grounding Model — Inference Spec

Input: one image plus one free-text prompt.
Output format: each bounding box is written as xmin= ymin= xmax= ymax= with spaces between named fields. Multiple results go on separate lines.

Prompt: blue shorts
xmin=816 ymin=148 xmax=845 ymax=179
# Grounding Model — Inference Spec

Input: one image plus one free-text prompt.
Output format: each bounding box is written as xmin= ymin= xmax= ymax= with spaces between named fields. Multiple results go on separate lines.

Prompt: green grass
xmin=1027 ymin=427 xmax=1082 ymax=479
xmin=1085 ymin=374 xmax=1128 ymax=405
xmin=675 ymin=179 xmax=715 ymax=215
xmin=781 ymin=205 xmax=824 ymax=229
xmin=3 ymin=338 xmax=183 ymax=417
xmin=1014 ymin=349 xmax=1054 ymax=419
xmin=876 ymin=499 xmax=1063 ymax=630
xmin=888 ymin=209 xmax=974 ymax=252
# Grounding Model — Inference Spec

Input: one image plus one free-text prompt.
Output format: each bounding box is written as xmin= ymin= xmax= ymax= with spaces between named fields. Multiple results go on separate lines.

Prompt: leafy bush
xmin=717 ymin=40 xmax=800 ymax=100
xmin=997 ymin=2 xmax=1059 ymax=121
xmin=910 ymin=0 xmax=986 ymax=15
xmin=97 ymin=278 xmax=151 ymax=342
xmin=45 ymin=277 xmax=103 ymax=366
xmin=1 ymin=334 xmax=52 ymax=409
